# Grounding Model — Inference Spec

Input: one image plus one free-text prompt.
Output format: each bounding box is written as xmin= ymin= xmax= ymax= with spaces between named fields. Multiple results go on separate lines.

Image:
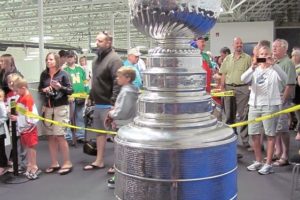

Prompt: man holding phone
xmin=219 ymin=37 xmax=252 ymax=155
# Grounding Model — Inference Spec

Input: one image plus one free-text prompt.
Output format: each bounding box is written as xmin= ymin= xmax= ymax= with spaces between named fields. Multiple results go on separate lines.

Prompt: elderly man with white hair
xmin=272 ymin=39 xmax=297 ymax=166
xmin=292 ymin=48 xmax=300 ymax=140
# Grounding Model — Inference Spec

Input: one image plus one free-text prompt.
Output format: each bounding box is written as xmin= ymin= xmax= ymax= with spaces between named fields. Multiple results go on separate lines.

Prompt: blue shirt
xmin=123 ymin=60 xmax=143 ymax=89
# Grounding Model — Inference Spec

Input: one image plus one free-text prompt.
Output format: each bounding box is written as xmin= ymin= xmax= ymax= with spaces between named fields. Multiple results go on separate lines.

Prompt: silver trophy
xmin=114 ymin=1 xmax=237 ymax=199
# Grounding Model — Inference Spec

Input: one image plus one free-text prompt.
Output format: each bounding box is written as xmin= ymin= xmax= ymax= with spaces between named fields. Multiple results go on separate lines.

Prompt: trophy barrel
xmin=115 ymin=1 xmax=237 ymax=199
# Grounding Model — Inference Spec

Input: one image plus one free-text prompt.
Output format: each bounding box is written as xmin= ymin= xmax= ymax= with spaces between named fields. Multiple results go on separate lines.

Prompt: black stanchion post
xmin=10 ymin=99 xmax=18 ymax=176
xmin=4 ymin=99 xmax=28 ymax=184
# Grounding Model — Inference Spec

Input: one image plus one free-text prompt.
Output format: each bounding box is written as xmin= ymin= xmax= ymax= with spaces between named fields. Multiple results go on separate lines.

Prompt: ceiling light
xmin=30 ymin=36 xmax=54 ymax=42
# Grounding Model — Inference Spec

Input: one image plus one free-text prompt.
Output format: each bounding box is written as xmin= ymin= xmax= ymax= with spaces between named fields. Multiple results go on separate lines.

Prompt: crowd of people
xmin=0 ymin=32 xmax=299 ymax=190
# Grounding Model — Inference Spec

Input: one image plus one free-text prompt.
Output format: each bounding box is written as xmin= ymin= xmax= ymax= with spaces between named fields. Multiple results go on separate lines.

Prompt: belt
xmin=226 ymin=84 xmax=248 ymax=87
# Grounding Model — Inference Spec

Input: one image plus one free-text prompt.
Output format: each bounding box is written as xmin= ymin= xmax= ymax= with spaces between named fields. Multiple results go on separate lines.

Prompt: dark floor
xmin=0 ymin=134 xmax=299 ymax=200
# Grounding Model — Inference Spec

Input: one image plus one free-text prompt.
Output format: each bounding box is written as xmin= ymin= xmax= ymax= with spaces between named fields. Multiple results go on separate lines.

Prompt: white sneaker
xmin=247 ymin=161 xmax=263 ymax=171
xmin=258 ymin=164 xmax=274 ymax=175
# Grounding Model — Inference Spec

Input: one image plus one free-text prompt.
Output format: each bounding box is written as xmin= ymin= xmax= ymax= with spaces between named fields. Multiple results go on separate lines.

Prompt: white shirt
xmin=241 ymin=64 xmax=287 ymax=106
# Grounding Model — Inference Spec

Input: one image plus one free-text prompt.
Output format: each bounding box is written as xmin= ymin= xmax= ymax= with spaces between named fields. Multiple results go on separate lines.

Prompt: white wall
xmin=0 ymin=48 xmax=93 ymax=83
xmin=210 ymin=21 xmax=274 ymax=56
xmin=0 ymin=47 xmax=50 ymax=82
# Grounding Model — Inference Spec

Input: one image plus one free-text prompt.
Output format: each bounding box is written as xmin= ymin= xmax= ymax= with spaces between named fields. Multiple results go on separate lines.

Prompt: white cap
xmin=128 ymin=48 xmax=141 ymax=56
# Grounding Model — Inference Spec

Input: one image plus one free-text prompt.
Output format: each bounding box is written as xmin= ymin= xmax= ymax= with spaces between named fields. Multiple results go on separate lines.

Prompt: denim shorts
xmin=248 ymin=105 xmax=279 ymax=136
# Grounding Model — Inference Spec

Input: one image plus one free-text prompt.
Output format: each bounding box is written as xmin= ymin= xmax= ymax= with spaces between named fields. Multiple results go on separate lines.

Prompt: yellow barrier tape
xmin=15 ymin=106 xmax=117 ymax=135
xmin=211 ymin=90 xmax=234 ymax=97
xmin=70 ymin=93 xmax=89 ymax=99
xmin=230 ymin=104 xmax=300 ymax=128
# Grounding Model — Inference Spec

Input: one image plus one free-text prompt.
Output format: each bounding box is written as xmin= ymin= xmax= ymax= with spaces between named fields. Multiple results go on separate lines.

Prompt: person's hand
xmin=251 ymin=64 xmax=258 ymax=70
xmin=42 ymin=86 xmax=52 ymax=93
xmin=68 ymin=96 xmax=74 ymax=103
xmin=266 ymin=57 xmax=274 ymax=65
xmin=50 ymin=80 xmax=61 ymax=90
xmin=10 ymin=114 xmax=17 ymax=121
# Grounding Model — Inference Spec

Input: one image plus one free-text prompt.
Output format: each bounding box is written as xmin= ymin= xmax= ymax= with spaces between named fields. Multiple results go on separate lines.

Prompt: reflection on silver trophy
xmin=114 ymin=1 xmax=238 ymax=199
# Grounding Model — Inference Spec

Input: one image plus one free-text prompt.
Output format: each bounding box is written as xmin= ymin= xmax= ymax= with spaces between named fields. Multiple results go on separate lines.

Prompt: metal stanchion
xmin=4 ymin=100 xmax=28 ymax=184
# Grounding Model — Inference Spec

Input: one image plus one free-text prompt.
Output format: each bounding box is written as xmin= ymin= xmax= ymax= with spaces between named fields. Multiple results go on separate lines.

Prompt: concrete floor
xmin=0 ymin=137 xmax=299 ymax=200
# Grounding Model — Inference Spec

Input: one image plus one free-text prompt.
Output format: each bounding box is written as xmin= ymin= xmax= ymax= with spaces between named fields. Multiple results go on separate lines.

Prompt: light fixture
xmin=27 ymin=55 xmax=38 ymax=58
xmin=30 ymin=36 xmax=54 ymax=42
xmin=24 ymin=58 xmax=33 ymax=61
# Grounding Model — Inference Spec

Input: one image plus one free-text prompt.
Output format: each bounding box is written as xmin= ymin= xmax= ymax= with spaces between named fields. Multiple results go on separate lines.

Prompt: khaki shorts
xmin=248 ymin=105 xmax=279 ymax=137
xmin=42 ymin=105 xmax=69 ymax=136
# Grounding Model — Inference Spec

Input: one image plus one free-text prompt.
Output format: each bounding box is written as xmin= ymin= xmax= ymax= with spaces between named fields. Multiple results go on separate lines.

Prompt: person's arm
xmin=57 ymin=72 xmax=73 ymax=95
xmin=282 ymin=65 xmax=297 ymax=103
xmin=241 ymin=65 xmax=256 ymax=83
xmin=272 ymin=64 xmax=287 ymax=83
xmin=38 ymin=71 xmax=49 ymax=95
xmin=110 ymin=59 xmax=122 ymax=105
xmin=0 ymin=102 xmax=8 ymax=125
xmin=109 ymin=92 xmax=136 ymax=120
xmin=219 ymin=60 xmax=227 ymax=91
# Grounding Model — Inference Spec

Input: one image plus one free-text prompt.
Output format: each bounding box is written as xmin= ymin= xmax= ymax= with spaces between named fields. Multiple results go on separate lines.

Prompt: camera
xmin=256 ymin=58 xmax=266 ymax=63
xmin=46 ymin=90 xmax=58 ymax=98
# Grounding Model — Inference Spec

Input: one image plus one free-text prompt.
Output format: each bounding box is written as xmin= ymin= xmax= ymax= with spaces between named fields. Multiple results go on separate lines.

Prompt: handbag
xmin=83 ymin=139 xmax=97 ymax=156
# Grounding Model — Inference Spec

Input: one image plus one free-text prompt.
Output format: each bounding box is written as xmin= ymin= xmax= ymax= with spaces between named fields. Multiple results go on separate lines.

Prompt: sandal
xmin=273 ymin=158 xmax=289 ymax=166
xmin=264 ymin=154 xmax=280 ymax=162
xmin=83 ymin=164 xmax=105 ymax=171
xmin=45 ymin=166 xmax=60 ymax=173
xmin=26 ymin=169 xmax=42 ymax=180
xmin=107 ymin=166 xmax=115 ymax=175
xmin=58 ymin=167 xmax=73 ymax=175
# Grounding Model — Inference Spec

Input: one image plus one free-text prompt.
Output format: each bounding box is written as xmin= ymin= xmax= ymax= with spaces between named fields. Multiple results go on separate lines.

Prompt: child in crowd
xmin=105 ymin=67 xmax=139 ymax=188
xmin=10 ymin=78 xmax=40 ymax=180
xmin=241 ymin=46 xmax=287 ymax=175
xmin=5 ymin=73 xmax=28 ymax=173
xmin=0 ymin=89 xmax=8 ymax=176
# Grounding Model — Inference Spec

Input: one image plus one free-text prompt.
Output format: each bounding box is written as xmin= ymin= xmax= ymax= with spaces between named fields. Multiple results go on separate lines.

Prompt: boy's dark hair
xmin=117 ymin=67 xmax=136 ymax=83
xmin=58 ymin=50 xmax=67 ymax=58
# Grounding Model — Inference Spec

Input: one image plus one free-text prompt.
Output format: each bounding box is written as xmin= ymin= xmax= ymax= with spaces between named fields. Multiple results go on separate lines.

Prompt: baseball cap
xmin=128 ymin=48 xmax=141 ymax=56
xmin=196 ymin=36 xmax=209 ymax=41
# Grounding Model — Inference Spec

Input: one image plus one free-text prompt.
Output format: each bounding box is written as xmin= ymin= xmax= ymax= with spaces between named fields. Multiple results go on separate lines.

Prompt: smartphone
xmin=256 ymin=57 xmax=266 ymax=63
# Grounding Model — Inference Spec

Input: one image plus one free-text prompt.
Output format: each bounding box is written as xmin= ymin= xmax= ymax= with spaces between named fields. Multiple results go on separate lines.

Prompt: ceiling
xmin=0 ymin=0 xmax=299 ymax=51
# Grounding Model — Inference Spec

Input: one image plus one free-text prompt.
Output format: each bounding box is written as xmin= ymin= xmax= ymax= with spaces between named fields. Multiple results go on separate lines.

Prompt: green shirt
xmin=201 ymin=52 xmax=213 ymax=68
xmin=64 ymin=65 xmax=89 ymax=94
xmin=276 ymin=55 xmax=296 ymax=97
xmin=219 ymin=52 xmax=252 ymax=85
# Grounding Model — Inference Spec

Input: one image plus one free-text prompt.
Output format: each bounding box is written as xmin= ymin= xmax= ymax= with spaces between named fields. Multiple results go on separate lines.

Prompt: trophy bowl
xmin=128 ymin=0 xmax=222 ymax=40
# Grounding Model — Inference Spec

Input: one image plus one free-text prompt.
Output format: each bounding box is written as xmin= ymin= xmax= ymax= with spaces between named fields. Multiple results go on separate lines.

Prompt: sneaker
xmin=258 ymin=164 xmax=274 ymax=175
xmin=247 ymin=161 xmax=263 ymax=171
xmin=26 ymin=169 xmax=42 ymax=180
xmin=107 ymin=176 xmax=115 ymax=189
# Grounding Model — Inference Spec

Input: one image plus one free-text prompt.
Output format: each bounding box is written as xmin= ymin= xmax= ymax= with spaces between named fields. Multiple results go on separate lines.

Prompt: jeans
xmin=65 ymin=101 xmax=85 ymax=140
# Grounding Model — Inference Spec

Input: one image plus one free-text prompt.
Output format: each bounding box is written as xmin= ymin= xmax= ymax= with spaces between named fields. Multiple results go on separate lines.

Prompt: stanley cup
xmin=114 ymin=1 xmax=237 ymax=199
